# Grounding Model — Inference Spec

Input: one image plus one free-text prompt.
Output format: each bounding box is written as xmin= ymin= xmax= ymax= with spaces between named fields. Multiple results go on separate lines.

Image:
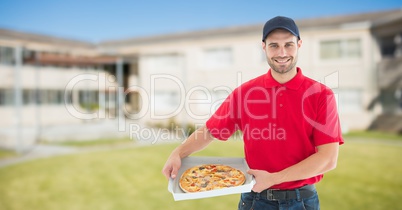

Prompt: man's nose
xmin=278 ymin=47 xmax=287 ymax=57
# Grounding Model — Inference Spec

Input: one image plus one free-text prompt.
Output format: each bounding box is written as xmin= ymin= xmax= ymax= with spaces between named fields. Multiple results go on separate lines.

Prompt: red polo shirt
xmin=206 ymin=68 xmax=344 ymax=190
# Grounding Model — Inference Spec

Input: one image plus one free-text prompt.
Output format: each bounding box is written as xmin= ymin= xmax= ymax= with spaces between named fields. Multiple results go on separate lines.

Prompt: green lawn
xmin=343 ymin=130 xmax=402 ymax=141
xmin=0 ymin=149 xmax=17 ymax=160
xmin=43 ymin=137 xmax=134 ymax=147
xmin=0 ymin=138 xmax=401 ymax=210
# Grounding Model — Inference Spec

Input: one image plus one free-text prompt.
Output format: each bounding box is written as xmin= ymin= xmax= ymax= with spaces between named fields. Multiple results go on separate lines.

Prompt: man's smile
xmin=274 ymin=57 xmax=291 ymax=64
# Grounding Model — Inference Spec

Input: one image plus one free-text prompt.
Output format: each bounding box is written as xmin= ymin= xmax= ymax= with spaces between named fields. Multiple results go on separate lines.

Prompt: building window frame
xmin=319 ymin=38 xmax=362 ymax=60
xmin=202 ymin=47 xmax=233 ymax=70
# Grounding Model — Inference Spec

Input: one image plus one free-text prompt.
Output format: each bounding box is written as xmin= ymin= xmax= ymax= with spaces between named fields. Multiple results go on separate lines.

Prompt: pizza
xmin=179 ymin=164 xmax=246 ymax=193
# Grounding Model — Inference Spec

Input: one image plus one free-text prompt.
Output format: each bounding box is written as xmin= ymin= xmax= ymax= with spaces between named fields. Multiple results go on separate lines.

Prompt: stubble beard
xmin=267 ymin=54 xmax=298 ymax=75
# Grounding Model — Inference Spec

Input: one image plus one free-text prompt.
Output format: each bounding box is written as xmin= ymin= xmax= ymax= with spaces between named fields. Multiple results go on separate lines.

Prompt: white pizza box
xmin=168 ymin=156 xmax=255 ymax=201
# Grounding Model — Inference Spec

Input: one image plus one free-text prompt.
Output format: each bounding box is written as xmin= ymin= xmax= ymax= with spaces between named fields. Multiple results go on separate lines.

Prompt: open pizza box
xmin=168 ymin=156 xmax=255 ymax=201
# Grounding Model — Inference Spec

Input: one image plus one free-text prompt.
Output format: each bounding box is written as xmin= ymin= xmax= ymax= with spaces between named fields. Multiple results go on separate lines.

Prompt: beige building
xmin=99 ymin=8 xmax=402 ymax=132
xmin=1 ymin=8 xmax=402 ymax=147
xmin=0 ymin=30 xmax=123 ymax=126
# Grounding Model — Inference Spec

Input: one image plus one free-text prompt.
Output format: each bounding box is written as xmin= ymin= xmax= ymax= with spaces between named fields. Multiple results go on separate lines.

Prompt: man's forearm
xmin=173 ymin=126 xmax=214 ymax=158
xmin=274 ymin=142 xmax=339 ymax=184
xmin=249 ymin=142 xmax=340 ymax=192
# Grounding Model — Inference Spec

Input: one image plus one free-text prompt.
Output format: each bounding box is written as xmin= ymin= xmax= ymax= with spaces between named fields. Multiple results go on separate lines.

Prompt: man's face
xmin=262 ymin=29 xmax=302 ymax=74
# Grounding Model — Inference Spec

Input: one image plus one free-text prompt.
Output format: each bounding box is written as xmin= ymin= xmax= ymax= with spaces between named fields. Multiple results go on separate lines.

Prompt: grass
xmin=0 ymin=141 xmax=243 ymax=210
xmin=317 ymin=139 xmax=402 ymax=210
xmin=0 ymin=136 xmax=401 ymax=210
xmin=343 ymin=130 xmax=402 ymax=141
xmin=43 ymin=137 xmax=134 ymax=147
xmin=0 ymin=149 xmax=17 ymax=160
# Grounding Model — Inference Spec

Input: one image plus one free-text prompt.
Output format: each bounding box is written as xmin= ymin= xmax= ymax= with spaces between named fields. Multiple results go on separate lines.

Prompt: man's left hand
xmin=247 ymin=169 xmax=278 ymax=193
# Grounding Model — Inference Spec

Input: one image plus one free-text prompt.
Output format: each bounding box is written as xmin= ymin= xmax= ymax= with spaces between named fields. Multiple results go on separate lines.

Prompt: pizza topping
xmin=179 ymin=164 xmax=246 ymax=193
xmin=200 ymin=181 xmax=210 ymax=188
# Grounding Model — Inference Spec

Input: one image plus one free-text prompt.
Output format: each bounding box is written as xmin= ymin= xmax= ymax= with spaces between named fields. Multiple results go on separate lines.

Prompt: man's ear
xmin=297 ymin=39 xmax=303 ymax=48
xmin=262 ymin=41 xmax=266 ymax=52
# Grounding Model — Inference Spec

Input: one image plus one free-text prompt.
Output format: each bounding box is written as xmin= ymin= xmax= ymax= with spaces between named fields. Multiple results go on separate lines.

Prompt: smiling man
xmin=162 ymin=16 xmax=344 ymax=210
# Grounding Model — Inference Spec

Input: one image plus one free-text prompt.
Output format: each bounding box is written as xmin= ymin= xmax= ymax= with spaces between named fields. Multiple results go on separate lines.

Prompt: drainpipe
xmin=116 ymin=58 xmax=125 ymax=131
xmin=34 ymin=52 xmax=41 ymax=143
xmin=14 ymin=46 xmax=23 ymax=153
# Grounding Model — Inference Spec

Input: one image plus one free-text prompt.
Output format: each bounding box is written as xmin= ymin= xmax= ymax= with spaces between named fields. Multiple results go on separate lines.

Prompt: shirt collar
xmin=264 ymin=67 xmax=305 ymax=90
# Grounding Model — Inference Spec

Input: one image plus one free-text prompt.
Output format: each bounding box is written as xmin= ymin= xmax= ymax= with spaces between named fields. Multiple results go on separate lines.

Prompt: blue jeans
xmin=238 ymin=188 xmax=320 ymax=210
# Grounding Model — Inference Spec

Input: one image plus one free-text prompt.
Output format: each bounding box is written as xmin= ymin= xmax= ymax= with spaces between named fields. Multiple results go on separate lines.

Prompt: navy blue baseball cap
xmin=262 ymin=16 xmax=300 ymax=41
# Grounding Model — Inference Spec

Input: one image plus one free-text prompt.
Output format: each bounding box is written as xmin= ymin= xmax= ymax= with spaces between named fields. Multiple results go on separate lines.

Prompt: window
xmin=195 ymin=89 xmax=230 ymax=116
xmin=22 ymin=89 xmax=36 ymax=105
xmin=320 ymin=38 xmax=361 ymax=60
xmin=145 ymin=54 xmax=180 ymax=73
xmin=79 ymin=90 xmax=99 ymax=105
xmin=0 ymin=46 xmax=15 ymax=65
xmin=0 ymin=89 xmax=13 ymax=105
xmin=152 ymin=91 xmax=180 ymax=115
xmin=211 ymin=91 xmax=229 ymax=109
xmin=47 ymin=90 xmax=64 ymax=104
xmin=203 ymin=47 xmax=233 ymax=69
xmin=337 ymin=89 xmax=362 ymax=113
xmin=38 ymin=89 xmax=47 ymax=104
xmin=0 ymin=89 xmax=69 ymax=106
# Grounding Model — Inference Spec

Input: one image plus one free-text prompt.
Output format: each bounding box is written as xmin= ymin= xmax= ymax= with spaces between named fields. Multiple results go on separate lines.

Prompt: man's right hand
xmin=162 ymin=152 xmax=182 ymax=179
xmin=161 ymin=126 xmax=214 ymax=180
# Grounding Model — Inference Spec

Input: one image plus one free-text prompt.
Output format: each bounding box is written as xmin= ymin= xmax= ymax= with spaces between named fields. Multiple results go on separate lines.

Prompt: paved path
xmin=0 ymin=141 xmax=146 ymax=168
xmin=0 ymin=122 xmax=185 ymax=168
xmin=0 ymin=145 xmax=78 ymax=168
xmin=0 ymin=119 xmax=131 ymax=148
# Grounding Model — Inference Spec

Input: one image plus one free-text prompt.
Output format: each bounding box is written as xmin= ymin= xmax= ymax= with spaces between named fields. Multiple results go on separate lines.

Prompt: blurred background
xmin=0 ymin=1 xmax=401 ymax=210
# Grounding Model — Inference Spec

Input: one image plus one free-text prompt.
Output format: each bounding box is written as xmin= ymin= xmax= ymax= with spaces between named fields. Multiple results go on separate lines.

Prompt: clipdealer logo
xmin=63 ymin=71 xmax=340 ymax=142
xmin=302 ymin=72 xmax=340 ymax=138
xmin=63 ymin=72 xmax=240 ymax=133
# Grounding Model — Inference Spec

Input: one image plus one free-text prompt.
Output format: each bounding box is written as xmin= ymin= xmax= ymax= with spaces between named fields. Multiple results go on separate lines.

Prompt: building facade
xmin=1 ymin=9 xmax=402 ymax=147
xmin=99 ymin=9 xmax=402 ymax=132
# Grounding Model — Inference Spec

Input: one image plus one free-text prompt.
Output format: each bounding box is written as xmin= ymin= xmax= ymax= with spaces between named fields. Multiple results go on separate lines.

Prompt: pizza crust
xmin=179 ymin=164 xmax=246 ymax=193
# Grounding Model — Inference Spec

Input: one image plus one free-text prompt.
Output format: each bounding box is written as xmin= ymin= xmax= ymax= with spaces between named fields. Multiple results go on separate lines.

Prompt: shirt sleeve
xmin=312 ymin=87 xmax=344 ymax=146
xmin=206 ymin=90 xmax=240 ymax=140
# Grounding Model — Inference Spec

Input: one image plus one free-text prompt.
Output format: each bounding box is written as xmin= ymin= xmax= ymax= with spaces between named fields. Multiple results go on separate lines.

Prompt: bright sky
xmin=1 ymin=0 xmax=402 ymax=43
